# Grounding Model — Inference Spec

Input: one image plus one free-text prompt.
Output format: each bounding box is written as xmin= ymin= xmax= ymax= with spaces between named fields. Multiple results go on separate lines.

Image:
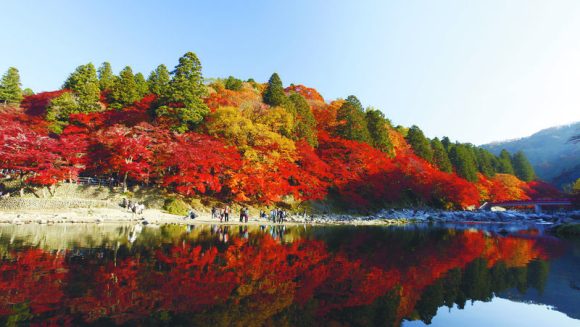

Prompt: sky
xmin=1 ymin=0 xmax=579 ymax=145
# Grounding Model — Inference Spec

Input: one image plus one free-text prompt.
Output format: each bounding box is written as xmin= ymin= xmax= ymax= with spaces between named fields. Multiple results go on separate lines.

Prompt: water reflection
xmin=0 ymin=223 xmax=577 ymax=326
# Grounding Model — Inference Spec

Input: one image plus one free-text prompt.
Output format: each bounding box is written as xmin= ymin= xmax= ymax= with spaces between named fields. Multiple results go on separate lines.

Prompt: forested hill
xmin=483 ymin=122 xmax=580 ymax=189
xmin=0 ymin=52 xmax=563 ymax=210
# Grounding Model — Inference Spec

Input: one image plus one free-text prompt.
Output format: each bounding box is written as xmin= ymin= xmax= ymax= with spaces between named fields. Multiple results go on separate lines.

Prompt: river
xmin=0 ymin=222 xmax=578 ymax=326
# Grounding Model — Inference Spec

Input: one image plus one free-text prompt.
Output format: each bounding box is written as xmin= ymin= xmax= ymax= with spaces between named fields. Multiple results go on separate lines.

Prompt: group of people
xmin=264 ymin=208 xmax=288 ymax=223
xmin=211 ymin=205 xmax=232 ymax=222
xmin=208 ymin=206 xmax=290 ymax=224
xmin=121 ymin=198 xmax=145 ymax=215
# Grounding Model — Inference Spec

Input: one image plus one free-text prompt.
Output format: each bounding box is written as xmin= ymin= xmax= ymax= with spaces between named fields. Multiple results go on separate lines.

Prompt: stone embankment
xmin=0 ymin=197 xmax=119 ymax=210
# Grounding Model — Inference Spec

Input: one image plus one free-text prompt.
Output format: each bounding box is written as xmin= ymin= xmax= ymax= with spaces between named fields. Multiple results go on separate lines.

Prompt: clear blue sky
xmin=2 ymin=0 xmax=580 ymax=145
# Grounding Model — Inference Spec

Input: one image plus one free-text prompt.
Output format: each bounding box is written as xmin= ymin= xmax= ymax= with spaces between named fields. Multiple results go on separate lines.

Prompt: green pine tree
xmin=431 ymin=138 xmax=453 ymax=173
xmin=365 ymin=108 xmax=393 ymax=154
xmin=449 ymin=144 xmax=478 ymax=182
xmin=63 ymin=63 xmax=101 ymax=112
xmin=441 ymin=136 xmax=451 ymax=151
xmin=134 ymin=72 xmax=149 ymax=98
xmin=512 ymin=151 xmax=535 ymax=181
xmin=97 ymin=62 xmax=115 ymax=91
xmin=289 ymin=93 xmax=318 ymax=147
xmin=498 ymin=149 xmax=515 ymax=175
xmin=45 ymin=92 xmax=80 ymax=134
xmin=157 ymin=52 xmax=209 ymax=132
xmin=406 ymin=125 xmax=434 ymax=162
xmin=109 ymin=66 xmax=140 ymax=108
xmin=147 ymin=64 xmax=171 ymax=97
xmin=263 ymin=73 xmax=287 ymax=107
xmin=475 ymin=148 xmax=496 ymax=177
xmin=335 ymin=95 xmax=372 ymax=143
xmin=225 ymin=76 xmax=243 ymax=91
xmin=0 ymin=67 xmax=23 ymax=106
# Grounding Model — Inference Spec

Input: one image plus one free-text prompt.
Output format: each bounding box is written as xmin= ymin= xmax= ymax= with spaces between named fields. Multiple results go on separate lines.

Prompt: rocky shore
xmin=0 ymin=205 xmax=578 ymax=227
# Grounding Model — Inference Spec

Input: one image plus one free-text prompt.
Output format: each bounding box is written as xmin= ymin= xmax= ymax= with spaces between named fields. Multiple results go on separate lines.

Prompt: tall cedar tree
xmin=148 ymin=64 xmax=171 ymax=97
xmin=431 ymin=138 xmax=453 ymax=173
xmin=475 ymin=148 xmax=496 ymax=177
xmin=225 ymin=76 xmax=243 ymax=91
xmin=289 ymin=93 xmax=318 ymax=147
xmin=365 ymin=108 xmax=393 ymax=154
xmin=449 ymin=144 xmax=478 ymax=182
xmin=134 ymin=73 xmax=149 ymax=98
xmin=63 ymin=63 xmax=101 ymax=112
xmin=45 ymin=92 xmax=79 ymax=133
xmin=263 ymin=73 xmax=287 ymax=107
xmin=0 ymin=67 xmax=23 ymax=105
xmin=441 ymin=136 xmax=451 ymax=151
xmin=406 ymin=125 xmax=433 ymax=162
xmin=498 ymin=149 xmax=515 ymax=174
xmin=335 ymin=95 xmax=372 ymax=143
xmin=110 ymin=66 xmax=140 ymax=108
xmin=157 ymin=51 xmax=209 ymax=132
xmin=512 ymin=151 xmax=535 ymax=182
xmin=97 ymin=62 xmax=115 ymax=91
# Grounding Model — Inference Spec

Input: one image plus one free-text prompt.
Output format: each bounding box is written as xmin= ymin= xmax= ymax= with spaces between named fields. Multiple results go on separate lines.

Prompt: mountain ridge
xmin=482 ymin=122 xmax=580 ymax=188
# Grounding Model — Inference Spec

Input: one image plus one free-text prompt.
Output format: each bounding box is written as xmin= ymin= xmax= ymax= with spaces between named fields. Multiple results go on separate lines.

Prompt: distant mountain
xmin=482 ymin=122 xmax=580 ymax=189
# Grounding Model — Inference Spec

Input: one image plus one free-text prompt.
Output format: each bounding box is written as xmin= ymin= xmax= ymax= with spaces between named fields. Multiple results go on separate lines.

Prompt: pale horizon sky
xmin=1 ymin=0 xmax=579 ymax=145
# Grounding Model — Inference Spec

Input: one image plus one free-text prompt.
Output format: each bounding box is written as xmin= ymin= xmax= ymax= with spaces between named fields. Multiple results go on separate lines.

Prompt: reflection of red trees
xmin=0 ymin=229 xmax=557 ymax=325
xmin=0 ymin=249 xmax=66 ymax=316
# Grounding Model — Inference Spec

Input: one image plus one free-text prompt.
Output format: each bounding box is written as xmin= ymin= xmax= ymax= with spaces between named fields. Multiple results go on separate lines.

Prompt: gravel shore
xmin=0 ymin=207 xmax=577 ymax=227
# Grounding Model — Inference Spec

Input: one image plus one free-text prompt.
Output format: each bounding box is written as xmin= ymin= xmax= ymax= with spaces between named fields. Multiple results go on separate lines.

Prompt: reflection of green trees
xmin=324 ymin=290 xmax=400 ymax=327
xmin=412 ymin=258 xmax=550 ymax=324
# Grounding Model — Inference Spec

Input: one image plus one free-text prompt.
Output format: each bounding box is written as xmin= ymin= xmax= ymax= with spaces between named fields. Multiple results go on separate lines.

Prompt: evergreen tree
xmin=335 ymin=95 xmax=371 ymax=143
xmin=225 ymin=76 xmax=243 ymax=91
xmin=431 ymin=138 xmax=453 ymax=173
xmin=475 ymin=148 xmax=496 ymax=177
xmin=97 ymin=62 xmax=115 ymax=91
xmin=147 ymin=64 xmax=170 ymax=97
xmin=498 ymin=149 xmax=515 ymax=174
xmin=406 ymin=125 xmax=433 ymax=162
xmin=263 ymin=73 xmax=287 ymax=107
xmin=63 ymin=63 xmax=101 ymax=112
xmin=345 ymin=95 xmax=363 ymax=111
xmin=441 ymin=136 xmax=451 ymax=151
xmin=157 ymin=51 xmax=209 ymax=132
xmin=109 ymin=66 xmax=139 ymax=108
xmin=134 ymin=72 xmax=149 ymax=98
xmin=0 ymin=67 xmax=23 ymax=105
xmin=512 ymin=151 xmax=535 ymax=181
xmin=365 ymin=108 xmax=393 ymax=154
xmin=289 ymin=93 xmax=318 ymax=147
xmin=45 ymin=92 xmax=80 ymax=134
xmin=449 ymin=144 xmax=478 ymax=182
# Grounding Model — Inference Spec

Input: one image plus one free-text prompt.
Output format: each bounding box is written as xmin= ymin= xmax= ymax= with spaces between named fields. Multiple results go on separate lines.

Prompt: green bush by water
xmin=163 ymin=198 xmax=189 ymax=216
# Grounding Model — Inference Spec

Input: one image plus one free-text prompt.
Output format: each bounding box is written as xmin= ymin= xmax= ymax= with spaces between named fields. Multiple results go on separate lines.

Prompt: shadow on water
xmin=0 ymin=222 xmax=578 ymax=326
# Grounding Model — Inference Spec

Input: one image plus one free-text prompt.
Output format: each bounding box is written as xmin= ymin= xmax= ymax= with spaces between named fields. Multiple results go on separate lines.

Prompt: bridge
xmin=479 ymin=199 xmax=574 ymax=213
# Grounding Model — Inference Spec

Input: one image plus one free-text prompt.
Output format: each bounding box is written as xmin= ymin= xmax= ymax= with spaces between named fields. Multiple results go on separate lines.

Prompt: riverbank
xmin=0 ymin=207 xmax=409 ymax=226
xmin=0 ymin=205 xmax=578 ymax=227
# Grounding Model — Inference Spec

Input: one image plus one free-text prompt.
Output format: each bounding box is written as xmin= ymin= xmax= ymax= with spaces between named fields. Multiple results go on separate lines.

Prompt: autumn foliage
xmin=0 ymin=77 xmax=556 ymax=208
xmin=0 ymin=227 xmax=562 ymax=325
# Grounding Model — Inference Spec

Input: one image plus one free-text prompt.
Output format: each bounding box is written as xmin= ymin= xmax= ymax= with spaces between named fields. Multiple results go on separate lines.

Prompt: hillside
xmin=0 ymin=52 xmax=564 ymax=212
xmin=483 ymin=123 xmax=580 ymax=188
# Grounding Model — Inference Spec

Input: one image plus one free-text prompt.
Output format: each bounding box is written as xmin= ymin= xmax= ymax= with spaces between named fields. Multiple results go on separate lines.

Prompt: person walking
xmin=224 ymin=205 xmax=230 ymax=222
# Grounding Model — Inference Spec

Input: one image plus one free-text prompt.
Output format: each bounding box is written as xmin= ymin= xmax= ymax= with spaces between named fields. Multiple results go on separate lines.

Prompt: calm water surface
xmin=0 ymin=222 xmax=578 ymax=326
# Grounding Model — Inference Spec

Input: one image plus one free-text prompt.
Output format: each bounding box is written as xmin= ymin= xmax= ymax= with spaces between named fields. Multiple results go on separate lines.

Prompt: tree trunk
xmin=123 ymin=172 xmax=128 ymax=193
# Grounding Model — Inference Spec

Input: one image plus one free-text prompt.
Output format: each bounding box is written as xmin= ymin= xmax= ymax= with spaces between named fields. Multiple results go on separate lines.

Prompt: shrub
xmin=163 ymin=197 xmax=189 ymax=216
